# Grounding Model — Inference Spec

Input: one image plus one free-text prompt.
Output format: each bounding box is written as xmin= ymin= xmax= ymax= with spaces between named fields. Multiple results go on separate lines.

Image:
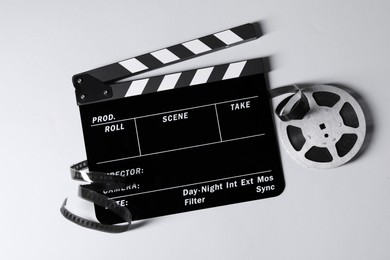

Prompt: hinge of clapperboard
xmin=72 ymin=23 xmax=264 ymax=105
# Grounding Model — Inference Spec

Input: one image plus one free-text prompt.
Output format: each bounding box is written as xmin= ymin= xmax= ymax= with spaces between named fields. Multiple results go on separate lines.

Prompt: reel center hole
xmin=319 ymin=123 xmax=329 ymax=138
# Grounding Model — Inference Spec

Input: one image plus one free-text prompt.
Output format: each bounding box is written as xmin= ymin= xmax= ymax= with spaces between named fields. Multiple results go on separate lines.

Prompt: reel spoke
xmin=298 ymin=141 xmax=312 ymax=156
xmin=341 ymin=125 xmax=359 ymax=135
xmin=327 ymin=145 xmax=340 ymax=160
xmin=331 ymin=99 xmax=345 ymax=114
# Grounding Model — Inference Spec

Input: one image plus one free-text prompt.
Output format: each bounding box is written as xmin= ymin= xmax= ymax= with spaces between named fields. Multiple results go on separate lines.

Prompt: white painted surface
xmin=0 ymin=1 xmax=389 ymax=259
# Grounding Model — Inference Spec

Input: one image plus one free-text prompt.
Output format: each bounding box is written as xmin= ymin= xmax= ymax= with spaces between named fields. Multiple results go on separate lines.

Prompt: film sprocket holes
xmin=61 ymin=23 xmax=367 ymax=232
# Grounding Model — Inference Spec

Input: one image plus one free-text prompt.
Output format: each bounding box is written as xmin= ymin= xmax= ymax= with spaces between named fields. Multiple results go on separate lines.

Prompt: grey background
xmin=1 ymin=0 xmax=389 ymax=259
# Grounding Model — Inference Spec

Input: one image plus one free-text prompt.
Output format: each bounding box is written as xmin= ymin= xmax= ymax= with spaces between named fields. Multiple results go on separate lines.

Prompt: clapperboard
xmin=69 ymin=23 xmax=285 ymax=226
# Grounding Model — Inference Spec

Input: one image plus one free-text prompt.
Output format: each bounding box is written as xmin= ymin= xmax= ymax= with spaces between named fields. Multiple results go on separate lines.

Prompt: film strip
xmin=62 ymin=22 xmax=367 ymax=233
xmin=61 ymin=161 xmax=132 ymax=232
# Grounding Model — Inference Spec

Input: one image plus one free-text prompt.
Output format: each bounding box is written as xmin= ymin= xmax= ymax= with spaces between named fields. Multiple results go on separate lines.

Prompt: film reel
xmin=279 ymin=85 xmax=366 ymax=169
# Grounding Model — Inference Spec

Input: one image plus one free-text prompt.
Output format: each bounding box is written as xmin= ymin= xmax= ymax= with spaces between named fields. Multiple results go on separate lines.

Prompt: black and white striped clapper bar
xmin=73 ymin=23 xmax=261 ymax=104
xmin=72 ymin=23 xmax=285 ymax=224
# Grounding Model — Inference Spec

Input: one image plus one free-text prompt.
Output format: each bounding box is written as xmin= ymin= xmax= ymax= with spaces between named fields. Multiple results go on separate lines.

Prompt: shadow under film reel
xmin=279 ymin=85 xmax=366 ymax=169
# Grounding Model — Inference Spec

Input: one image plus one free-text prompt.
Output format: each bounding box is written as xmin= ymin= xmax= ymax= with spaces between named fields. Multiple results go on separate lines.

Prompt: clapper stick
xmin=73 ymin=23 xmax=260 ymax=105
